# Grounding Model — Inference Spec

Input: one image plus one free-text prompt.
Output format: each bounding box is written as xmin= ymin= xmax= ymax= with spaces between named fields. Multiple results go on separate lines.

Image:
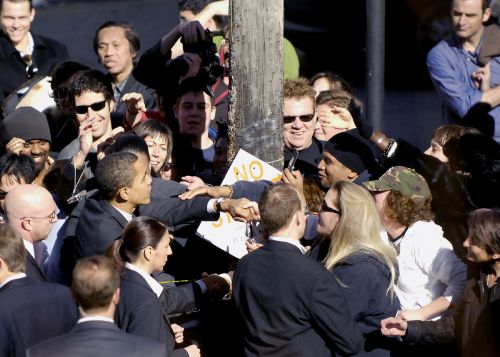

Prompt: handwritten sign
xmin=196 ymin=149 xmax=281 ymax=258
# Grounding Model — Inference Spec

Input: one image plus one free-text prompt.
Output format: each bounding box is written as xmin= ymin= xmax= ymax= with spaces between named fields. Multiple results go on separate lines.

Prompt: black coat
xmin=233 ymin=240 xmax=363 ymax=356
xmin=0 ymin=277 xmax=77 ymax=357
xmin=332 ymin=253 xmax=400 ymax=356
xmin=405 ymin=265 xmax=500 ymax=357
xmin=0 ymin=32 xmax=68 ymax=111
xmin=115 ymin=268 xmax=200 ymax=357
xmin=25 ymin=249 xmax=46 ymax=282
xmin=27 ymin=320 xmax=167 ymax=357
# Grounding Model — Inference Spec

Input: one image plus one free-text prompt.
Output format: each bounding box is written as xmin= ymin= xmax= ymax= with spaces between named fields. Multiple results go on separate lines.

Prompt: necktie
xmin=34 ymin=241 xmax=49 ymax=268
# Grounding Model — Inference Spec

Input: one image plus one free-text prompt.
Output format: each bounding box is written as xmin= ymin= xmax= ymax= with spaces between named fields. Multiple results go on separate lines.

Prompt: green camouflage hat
xmin=362 ymin=166 xmax=431 ymax=204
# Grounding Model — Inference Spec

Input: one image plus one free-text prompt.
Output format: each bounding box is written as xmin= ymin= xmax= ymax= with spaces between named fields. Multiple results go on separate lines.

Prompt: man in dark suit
xmin=74 ymin=151 xmax=256 ymax=261
xmin=27 ymin=255 xmax=166 ymax=357
xmin=5 ymin=184 xmax=59 ymax=281
xmin=233 ymin=184 xmax=363 ymax=356
xmin=0 ymin=224 xmax=76 ymax=357
xmin=0 ymin=0 xmax=68 ymax=112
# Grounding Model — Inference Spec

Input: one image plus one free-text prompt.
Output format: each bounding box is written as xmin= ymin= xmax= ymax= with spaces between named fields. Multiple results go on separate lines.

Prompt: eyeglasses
xmin=75 ymin=100 xmax=107 ymax=115
xmin=20 ymin=210 xmax=58 ymax=223
xmin=321 ymin=201 xmax=341 ymax=215
xmin=283 ymin=114 xmax=315 ymax=124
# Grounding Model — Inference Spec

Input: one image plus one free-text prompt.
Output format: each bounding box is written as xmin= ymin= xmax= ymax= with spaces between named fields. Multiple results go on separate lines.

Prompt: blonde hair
xmin=323 ymin=181 xmax=398 ymax=298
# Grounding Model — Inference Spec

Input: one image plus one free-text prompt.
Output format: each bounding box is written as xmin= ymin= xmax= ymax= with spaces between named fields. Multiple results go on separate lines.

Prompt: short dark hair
xmin=72 ymin=256 xmax=120 ymax=311
xmin=467 ymin=208 xmax=500 ymax=255
xmin=310 ymin=71 xmax=353 ymax=94
xmin=1 ymin=0 xmax=32 ymax=11
xmin=112 ymin=216 xmax=168 ymax=264
xmin=133 ymin=119 xmax=173 ymax=159
xmin=95 ymin=152 xmax=138 ymax=200
xmin=178 ymin=0 xmax=208 ymax=13
xmin=482 ymin=0 xmax=492 ymax=12
xmin=176 ymin=76 xmax=215 ymax=105
xmin=110 ymin=132 xmax=150 ymax=160
xmin=258 ymin=184 xmax=302 ymax=234
xmin=384 ymin=190 xmax=435 ymax=227
xmin=93 ymin=21 xmax=140 ymax=55
xmin=0 ymin=153 xmax=36 ymax=184
xmin=50 ymin=61 xmax=90 ymax=91
xmin=68 ymin=69 xmax=113 ymax=106
xmin=0 ymin=224 xmax=25 ymax=273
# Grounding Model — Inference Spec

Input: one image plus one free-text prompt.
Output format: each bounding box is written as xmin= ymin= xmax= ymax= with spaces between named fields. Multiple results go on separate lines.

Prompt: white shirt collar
xmin=125 ymin=262 xmax=163 ymax=298
xmin=23 ymin=239 xmax=35 ymax=258
xmin=18 ymin=32 xmax=34 ymax=58
xmin=78 ymin=316 xmax=115 ymax=324
xmin=0 ymin=273 xmax=26 ymax=289
xmin=114 ymin=207 xmax=134 ymax=222
xmin=269 ymin=236 xmax=307 ymax=254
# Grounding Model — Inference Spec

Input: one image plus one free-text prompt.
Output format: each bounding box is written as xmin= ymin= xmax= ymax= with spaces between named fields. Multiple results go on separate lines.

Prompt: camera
xmin=165 ymin=29 xmax=224 ymax=86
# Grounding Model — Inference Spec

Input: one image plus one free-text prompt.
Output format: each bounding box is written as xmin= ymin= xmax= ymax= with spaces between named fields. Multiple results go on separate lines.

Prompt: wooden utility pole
xmin=228 ymin=0 xmax=284 ymax=170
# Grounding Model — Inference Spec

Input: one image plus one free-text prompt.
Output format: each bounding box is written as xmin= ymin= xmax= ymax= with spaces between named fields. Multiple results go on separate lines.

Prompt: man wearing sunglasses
xmin=0 ymin=0 xmax=68 ymax=115
xmin=4 ymin=184 xmax=59 ymax=282
xmin=283 ymin=78 xmax=323 ymax=178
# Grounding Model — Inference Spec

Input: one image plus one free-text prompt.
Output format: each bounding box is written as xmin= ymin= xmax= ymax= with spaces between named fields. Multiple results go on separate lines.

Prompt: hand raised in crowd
xmin=180 ymin=52 xmax=202 ymax=81
xmin=170 ymin=323 xmax=184 ymax=344
xmin=348 ymin=97 xmax=373 ymax=139
xmin=5 ymin=137 xmax=26 ymax=155
xmin=380 ymin=315 xmax=408 ymax=337
xmin=202 ymin=272 xmax=231 ymax=300
xmin=96 ymin=130 xmax=126 ymax=161
xmin=184 ymin=344 xmax=201 ymax=357
xmin=180 ymin=175 xmax=206 ymax=191
xmin=282 ymin=168 xmax=304 ymax=195
xmin=245 ymin=239 xmax=264 ymax=253
xmin=122 ymin=92 xmax=146 ymax=115
xmin=178 ymin=20 xmax=205 ymax=45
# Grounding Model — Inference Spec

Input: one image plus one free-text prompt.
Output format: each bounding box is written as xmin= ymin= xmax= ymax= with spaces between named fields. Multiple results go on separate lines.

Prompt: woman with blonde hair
xmin=320 ymin=181 xmax=399 ymax=356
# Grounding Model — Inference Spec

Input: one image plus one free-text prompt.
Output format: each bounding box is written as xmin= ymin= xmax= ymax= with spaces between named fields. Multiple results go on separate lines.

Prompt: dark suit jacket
xmin=25 ymin=249 xmax=47 ymax=282
xmin=111 ymin=73 xmax=157 ymax=118
xmin=0 ymin=32 xmax=68 ymax=107
xmin=27 ymin=320 xmax=166 ymax=357
xmin=74 ymin=178 xmax=217 ymax=260
xmin=115 ymin=268 xmax=200 ymax=357
xmin=233 ymin=240 xmax=363 ymax=357
xmin=0 ymin=277 xmax=77 ymax=357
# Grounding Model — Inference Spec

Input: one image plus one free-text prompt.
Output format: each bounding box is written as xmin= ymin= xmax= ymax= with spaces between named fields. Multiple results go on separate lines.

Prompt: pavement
xmin=32 ymin=0 xmax=445 ymax=150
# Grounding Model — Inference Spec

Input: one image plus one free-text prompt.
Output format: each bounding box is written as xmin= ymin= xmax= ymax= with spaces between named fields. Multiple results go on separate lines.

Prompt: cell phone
xmin=287 ymin=149 xmax=300 ymax=170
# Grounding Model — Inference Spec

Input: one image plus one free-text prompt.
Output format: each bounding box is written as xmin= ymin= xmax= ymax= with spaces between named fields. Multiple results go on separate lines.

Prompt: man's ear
xmin=108 ymin=99 xmax=115 ymax=113
xmin=30 ymin=8 xmax=36 ymax=23
xmin=483 ymin=7 xmax=492 ymax=23
xmin=21 ymin=218 xmax=32 ymax=232
xmin=112 ymin=288 xmax=120 ymax=305
xmin=173 ymin=104 xmax=179 ymax=119
xmin=346 ymin=169 xmax=359 ymax=180
xmin=210 ymin=104 xmax=216 ymax=122
xmin=117 ymin=187 xmax=129 ymax=202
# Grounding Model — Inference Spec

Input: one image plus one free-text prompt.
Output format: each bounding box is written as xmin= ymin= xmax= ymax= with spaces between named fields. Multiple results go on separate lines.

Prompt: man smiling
xmin=0 ymin=0 xmax=68 ymax=112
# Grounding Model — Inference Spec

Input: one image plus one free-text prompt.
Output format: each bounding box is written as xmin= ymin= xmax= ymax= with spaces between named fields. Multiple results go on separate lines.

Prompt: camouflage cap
xmin=362 ymin=166 xmax=431 ymax=204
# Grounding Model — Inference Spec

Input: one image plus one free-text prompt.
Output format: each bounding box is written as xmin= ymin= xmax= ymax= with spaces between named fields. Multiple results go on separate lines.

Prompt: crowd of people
xmin=0 ymin=0 xmax=499 ymax=356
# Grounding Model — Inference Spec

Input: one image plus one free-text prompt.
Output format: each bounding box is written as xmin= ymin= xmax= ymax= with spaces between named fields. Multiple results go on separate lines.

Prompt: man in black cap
xmin=1 ymin=106 xmax=53 ymax=185
xmin=317 ymin=130 xmax=381 ymax=188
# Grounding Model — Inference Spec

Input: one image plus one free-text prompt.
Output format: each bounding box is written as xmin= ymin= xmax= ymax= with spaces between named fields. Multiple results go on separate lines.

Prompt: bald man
xmin=5 ymin=184 xmax=58 ymax=281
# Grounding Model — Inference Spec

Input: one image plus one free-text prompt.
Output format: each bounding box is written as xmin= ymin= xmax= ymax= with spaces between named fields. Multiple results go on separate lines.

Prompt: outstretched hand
xmin=380 ymin=315 xmax=408 ymax=337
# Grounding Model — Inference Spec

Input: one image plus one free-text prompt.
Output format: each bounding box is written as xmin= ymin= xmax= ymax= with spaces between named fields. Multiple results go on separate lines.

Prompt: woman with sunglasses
xmin=381 ymin=208 xmax=500 ymax=357
xmin=316 ymin=181 xmax=399 ymax=356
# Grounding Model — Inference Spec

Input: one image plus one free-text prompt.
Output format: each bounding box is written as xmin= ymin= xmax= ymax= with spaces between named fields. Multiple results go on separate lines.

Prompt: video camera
xmin=165 ymin=29 xmax=224 ymax=86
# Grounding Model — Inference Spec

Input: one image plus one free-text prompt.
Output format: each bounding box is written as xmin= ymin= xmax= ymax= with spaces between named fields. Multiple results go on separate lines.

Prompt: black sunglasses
xmin=321 ymin=201 xmax=341 ymax=214
xmin=75 ymin=100 xmax=107 ymax=115
xmin=283 ymin=114 xmax=315 ymax=124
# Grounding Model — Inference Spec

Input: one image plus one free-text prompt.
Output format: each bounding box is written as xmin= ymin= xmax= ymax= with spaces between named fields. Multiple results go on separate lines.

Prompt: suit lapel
xmin=25 ymin=250 xmax=47 ymax=281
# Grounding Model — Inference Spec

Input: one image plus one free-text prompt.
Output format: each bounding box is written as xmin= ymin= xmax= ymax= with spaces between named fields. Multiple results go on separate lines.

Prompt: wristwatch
xmin=215 ymin=197 xmax=226 ymax=212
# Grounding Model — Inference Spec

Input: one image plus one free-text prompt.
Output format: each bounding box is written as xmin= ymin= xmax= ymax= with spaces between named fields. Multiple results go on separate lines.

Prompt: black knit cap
xmin=324 ymin=131 xmax=377 ymax=174
xmin=3 ymin=107 xmax=51 ymax=143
